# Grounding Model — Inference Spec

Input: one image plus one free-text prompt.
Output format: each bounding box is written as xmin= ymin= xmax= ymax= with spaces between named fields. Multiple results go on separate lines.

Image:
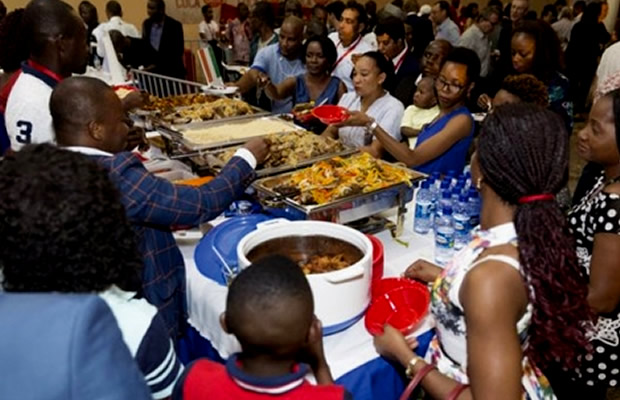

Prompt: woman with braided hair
xmin=374 ymin=103 xmax=593 ymax=399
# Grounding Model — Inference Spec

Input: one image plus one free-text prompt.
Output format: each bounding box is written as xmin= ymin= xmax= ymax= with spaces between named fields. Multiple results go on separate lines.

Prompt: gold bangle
xmin=405 ymin=356 xmax=422 ymax=379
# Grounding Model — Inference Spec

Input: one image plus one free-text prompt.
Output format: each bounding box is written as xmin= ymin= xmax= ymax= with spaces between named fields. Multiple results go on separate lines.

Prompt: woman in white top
xmin=373 ymin=104 xmax=593 ymax=399
xmin=322 ymin=51 xmax=404 ymax=159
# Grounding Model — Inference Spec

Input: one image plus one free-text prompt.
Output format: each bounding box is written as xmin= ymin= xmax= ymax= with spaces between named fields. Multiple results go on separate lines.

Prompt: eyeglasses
xmin=435 ymin=76 xmax=465 ymax=94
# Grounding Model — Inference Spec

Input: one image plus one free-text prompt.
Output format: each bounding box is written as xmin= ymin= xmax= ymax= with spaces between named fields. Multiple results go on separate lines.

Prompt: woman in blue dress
xmin=363 ymin=47 xmax=478 ymax=175
xmin=262 ymin=35 xmax=347 ymax=132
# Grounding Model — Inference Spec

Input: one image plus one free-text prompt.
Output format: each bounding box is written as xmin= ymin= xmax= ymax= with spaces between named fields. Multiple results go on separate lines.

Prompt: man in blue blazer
xmin=0 ymin=293 xmax=151 ymax=399
xmin=51 ymin=77 xmax=269 ymax=341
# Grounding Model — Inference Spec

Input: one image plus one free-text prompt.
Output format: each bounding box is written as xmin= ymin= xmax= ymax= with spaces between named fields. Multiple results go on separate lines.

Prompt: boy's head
xmin=221 ymin=255 xmax=316 ymax=359
xmin=413 ymin=76 xmax=437 ymax=109
xmin=201 ymin=5 xmax=213 ymax=21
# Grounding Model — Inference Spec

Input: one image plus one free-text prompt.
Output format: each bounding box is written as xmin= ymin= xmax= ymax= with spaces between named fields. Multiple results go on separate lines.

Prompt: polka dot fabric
xmin=568 ymin=173 xmax=620 ymax=388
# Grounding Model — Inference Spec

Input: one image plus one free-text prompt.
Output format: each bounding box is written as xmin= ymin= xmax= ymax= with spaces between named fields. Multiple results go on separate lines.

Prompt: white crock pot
xmin=237 ymin=220 xmax=372 ymax=335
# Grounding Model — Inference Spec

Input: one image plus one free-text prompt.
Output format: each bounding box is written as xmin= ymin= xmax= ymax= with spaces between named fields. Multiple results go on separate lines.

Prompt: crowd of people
xmin=1 ymin=0 xmax=620 ymax=399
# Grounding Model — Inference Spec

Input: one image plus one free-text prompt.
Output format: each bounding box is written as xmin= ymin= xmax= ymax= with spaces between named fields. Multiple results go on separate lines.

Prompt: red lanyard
xmin=27 ymin=60 xmax=64 ymax=83
xmin=393 ymin=46 xmax=408 ymax=73
xmin=333 ymin=35 xmax=363 ymax=69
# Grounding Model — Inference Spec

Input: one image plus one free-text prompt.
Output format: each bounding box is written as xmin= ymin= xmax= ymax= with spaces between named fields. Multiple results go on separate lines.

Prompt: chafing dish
xmin=156 ymin=115 xmax=301 ymax=152
xmin=252 ymin=159 xmax=426 ymax=237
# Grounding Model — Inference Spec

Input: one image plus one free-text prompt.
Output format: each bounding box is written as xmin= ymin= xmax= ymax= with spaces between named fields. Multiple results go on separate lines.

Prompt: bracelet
xmin=405 ymin=356 xmax=422 ymax=379
xmin=446 ymin=383 xmax=469 ymax=400
xmin=399 ymin=364 xmax=435 ymax=400
xmin=366 ymin=119 xmax=378 ymax=134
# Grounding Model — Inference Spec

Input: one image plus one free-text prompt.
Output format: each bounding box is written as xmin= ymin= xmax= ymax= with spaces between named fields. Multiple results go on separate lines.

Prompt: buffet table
xmin=176 ymin=203 xmax=437 ymax=400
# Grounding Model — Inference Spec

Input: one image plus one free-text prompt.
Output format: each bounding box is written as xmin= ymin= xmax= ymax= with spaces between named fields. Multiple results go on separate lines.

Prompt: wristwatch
xmin=405 ymin=356 xmax=422 ymax=379
xmin=366 ymin=119 xmax=378 ymax=134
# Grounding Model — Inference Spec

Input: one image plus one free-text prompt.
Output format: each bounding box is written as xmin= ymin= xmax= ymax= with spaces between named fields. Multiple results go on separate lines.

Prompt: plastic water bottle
xmin=429 ymin=178 xmax=440 ymax=227
xmin=464 ymin=171 xmax=472 ymax=191
xmin=446 ymin=170 xmax=457 ymax=187
xmin=453 ymin=194 xmax=471 ymax=250
xmin=451 ymin=186 xmax=462 ymax=206
xmin=467 ymin=189 xmax=481 ymax=228
xmin=435 ymin=190 xmax=452 ymax=230
xmin=435 ymin=205 xmax=455 ymax=265
xmin=414 ymin=181 xmax=433 ymax=234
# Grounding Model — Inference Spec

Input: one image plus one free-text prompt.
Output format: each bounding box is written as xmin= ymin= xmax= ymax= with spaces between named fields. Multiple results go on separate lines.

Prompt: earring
xmin=476 ymin=177 xmax=483 ymax=191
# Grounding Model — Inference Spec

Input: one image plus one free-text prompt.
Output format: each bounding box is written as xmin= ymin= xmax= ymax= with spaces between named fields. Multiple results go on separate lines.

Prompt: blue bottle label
xmin=415 ymin=202 xmax=431 ymax=218
xmin=435 ymin=230 xmax=454 ymax=247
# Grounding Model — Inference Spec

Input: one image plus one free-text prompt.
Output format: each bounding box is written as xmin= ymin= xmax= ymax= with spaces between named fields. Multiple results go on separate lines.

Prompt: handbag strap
xmin=446 ymin=383 xmax=469 ymax=400
xmin=399 ymin=364 xmax=435 ymax=400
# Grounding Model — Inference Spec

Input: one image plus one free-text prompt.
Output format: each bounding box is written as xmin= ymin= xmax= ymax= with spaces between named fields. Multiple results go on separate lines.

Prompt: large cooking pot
xmin=237 ymin=220 xmax=372 ymax=335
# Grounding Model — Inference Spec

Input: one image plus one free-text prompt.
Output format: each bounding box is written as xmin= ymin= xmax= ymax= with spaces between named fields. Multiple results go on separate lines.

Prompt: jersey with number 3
xmin=0 ymin=63 xmax=59 ymax=153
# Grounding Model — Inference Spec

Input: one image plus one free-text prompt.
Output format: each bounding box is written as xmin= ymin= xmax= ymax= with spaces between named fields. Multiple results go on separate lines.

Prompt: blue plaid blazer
xmin=91 ymin=152 xmax=255 ymax=338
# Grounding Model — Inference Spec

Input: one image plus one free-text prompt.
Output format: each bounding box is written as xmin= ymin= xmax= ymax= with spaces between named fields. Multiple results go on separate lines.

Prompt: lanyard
xmin=27 ymin=60 xmax=64 ymax=83
xmin=393 ymin=46 xmax=408 ymax=73
xmin=334 ymin=35 xmax=362 ymax=69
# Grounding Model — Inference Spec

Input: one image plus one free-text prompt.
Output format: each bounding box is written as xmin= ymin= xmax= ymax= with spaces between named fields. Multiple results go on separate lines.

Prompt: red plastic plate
xmin=365 ymin=279 xmax=430 ymax=336
xmin=312 ymin=105 xmax=349 ymax=124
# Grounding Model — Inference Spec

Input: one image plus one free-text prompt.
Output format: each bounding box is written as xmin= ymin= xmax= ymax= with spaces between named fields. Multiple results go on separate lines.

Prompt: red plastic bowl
xmin=312 ymin=105 xmax=349 ymax=124
xmin=366 ymin=234 xmax=384 ymax=294
xmin=365 ymin=279 xmax=430 ymax=336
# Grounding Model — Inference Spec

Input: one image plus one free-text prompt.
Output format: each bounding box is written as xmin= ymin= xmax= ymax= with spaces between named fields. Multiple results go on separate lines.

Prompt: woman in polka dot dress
xmin=567 ymin=88 xmax=620 ymax=398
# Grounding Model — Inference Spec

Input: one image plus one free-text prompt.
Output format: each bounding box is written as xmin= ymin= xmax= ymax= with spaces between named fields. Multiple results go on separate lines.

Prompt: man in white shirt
xmin=457 ymin=7 xmax=499 ymax=77
xmin=431 ymin=1 xmax=460 ymax=45
xmin=93 ymin=1 xmax=140 ymax=73
xmin=199 ymin=4 xmax=219 ymax=47
xmin=0 ymin=0 xmax=88 ymax=154
xmin=328 ymin=1 xmax=375 ymax=91
xmin=552 ymin=7 xmax=573 ymax=51
xmin=597 ymin=41 xmax=620 ymax=84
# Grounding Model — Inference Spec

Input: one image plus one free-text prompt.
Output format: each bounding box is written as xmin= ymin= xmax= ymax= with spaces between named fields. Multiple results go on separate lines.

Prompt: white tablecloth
xmin=178 ymin=202 xmax=437 ymax=380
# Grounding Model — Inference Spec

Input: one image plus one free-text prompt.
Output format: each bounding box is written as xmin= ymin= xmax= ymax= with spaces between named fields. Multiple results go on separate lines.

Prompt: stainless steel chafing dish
xmin=252 ymin=159 xmax=426 ymax=237
xmin=178 ymin=146 xmax=359 ymax=178
xmin=157 ymin=104 xmax=269 ymax=125
xmin=155 ymin=114 xmax=302 ymax=152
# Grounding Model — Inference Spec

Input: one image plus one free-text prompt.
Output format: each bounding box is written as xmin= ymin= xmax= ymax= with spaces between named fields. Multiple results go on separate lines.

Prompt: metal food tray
xmin=159 ymin=104 xmax=269 ymax=124
xmin=157 ymin=115 xmax=303 ymax=151
xmin=139 ymin=93 xmax=268 ymax=119
xmin=252 ymin=159 xmax=426 ymax=236
xmin=195 ymin=146 xmax=359 ymax=177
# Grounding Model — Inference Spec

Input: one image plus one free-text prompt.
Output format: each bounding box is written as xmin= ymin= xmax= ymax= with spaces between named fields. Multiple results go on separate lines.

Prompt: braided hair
xmin=478 ymin=103 xmax=593 ymax=369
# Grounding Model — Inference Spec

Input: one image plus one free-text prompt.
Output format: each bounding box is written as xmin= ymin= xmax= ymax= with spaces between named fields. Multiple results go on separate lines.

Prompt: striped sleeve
xmin=135 ymin=314 xmax=184 ymax=399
